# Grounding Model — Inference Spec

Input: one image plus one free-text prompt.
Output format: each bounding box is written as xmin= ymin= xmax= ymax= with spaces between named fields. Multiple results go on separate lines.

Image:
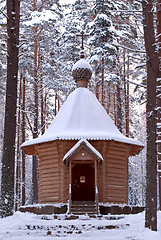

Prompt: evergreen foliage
xmin=0 ymin=0 xmax=155 ymax=220
xmin=89 ymin=0 xmax=117 ymax=72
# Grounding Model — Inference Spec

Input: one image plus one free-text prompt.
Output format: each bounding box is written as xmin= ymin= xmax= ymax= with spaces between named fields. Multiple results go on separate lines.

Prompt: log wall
xmin=90 ymin=140 xmax=130 ymax=204
xmin=36 ymin=139 xmax=130 ymax=204
xmin=57 ymin=140 xmax=77 ymax=203
xmin=36 ymin=141 xmax=60 ymax=204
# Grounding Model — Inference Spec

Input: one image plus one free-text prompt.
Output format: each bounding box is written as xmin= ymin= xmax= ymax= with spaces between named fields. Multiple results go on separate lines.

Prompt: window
xmin=80 ymin=176 xmax=85 ymax=183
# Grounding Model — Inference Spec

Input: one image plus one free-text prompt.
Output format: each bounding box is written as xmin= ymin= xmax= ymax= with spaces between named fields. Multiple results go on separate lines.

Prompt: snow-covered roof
xmin=63 ymin=139 xmax=103 ymax=163
xmin=21 ymin=87 xmax=143 ymax=148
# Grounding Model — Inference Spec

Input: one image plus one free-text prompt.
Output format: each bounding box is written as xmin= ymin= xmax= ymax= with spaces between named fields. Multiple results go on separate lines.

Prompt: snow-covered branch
xmin=128 ymin=79 xmax=146 ymax=88
xmin=0 ymin=8 xmax=8 ymax=19
xmin=113 ymin=42 xmax=146 ymax=53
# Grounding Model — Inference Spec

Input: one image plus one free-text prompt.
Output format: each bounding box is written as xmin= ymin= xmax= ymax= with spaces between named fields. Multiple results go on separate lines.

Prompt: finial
xmin=73 ymin=30 xmax=92 ymax=88
xmin=76 ymin=30 xmax=89 ymax=59
xmin=72 ymin=59 xmax=92 ymax=88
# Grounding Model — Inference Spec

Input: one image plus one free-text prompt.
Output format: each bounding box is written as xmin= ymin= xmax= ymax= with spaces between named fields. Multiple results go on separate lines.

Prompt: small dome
xmin=72 ymin=59 xmax=92 ymax=87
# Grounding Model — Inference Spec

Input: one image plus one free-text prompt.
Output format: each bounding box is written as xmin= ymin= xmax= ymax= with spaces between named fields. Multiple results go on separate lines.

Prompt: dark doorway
xmin=72 ymin=164 xmax=95 ymax=201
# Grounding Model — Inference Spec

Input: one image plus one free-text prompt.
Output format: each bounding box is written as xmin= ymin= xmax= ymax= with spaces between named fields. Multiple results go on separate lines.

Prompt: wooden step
xmin=72 ymin=201 xmax=96 ymax=206
xmin=71 ymin=201 xmax=98 ymax=215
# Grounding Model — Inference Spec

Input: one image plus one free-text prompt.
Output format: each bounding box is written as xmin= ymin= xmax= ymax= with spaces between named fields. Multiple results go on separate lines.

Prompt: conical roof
xmin=22 ymin=87 xmax=143 ymax=148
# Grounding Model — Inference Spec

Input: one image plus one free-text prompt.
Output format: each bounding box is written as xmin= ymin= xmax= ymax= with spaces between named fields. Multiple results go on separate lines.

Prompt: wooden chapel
xmin=22 ymin=53 xmax=143 ymax=214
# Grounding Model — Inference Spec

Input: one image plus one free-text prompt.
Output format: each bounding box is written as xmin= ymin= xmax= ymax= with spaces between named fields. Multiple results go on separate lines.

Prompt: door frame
xmin=71 ymin=163 xmax=95 ymax=201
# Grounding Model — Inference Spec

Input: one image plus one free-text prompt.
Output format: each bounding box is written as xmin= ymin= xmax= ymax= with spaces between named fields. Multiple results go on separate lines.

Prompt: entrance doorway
xmin=72 ymin=164 xmax=95 ymax=201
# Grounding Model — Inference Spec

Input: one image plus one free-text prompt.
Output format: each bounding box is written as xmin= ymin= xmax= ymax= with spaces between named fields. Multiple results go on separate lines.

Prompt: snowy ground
xmin=0 ymin=211 xmax=160 ymax=240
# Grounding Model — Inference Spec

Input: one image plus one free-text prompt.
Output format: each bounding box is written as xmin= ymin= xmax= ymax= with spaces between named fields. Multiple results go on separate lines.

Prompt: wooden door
xmin=72 ymin=164 xmax=95 ymax=201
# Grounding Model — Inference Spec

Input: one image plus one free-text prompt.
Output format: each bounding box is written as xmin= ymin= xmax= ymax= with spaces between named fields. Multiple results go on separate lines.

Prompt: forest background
xmin=0 ymin=0 xmax=160 ymax=231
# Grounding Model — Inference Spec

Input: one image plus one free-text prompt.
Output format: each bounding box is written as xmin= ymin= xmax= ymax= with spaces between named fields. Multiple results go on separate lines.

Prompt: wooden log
xmin=107 ymin=151 xmax=128 ymax=157
xmin=106 ymin=173 xmax=127 ymax=179
xmin=40 ymin=167 xmax=60 ymax=174
xmin=39 ymin=179 xmax=59 ymax=186
xmin=107 ymin=180 xmax=126 ymax=186
xmin=107 ymin=157 xmax=126 ymax=163
xmin=37 ymin=142 xmax=56 ymax=150
xmin=39 ymin=163 xmax=59 ymax=170
xmin=107 ymin=197 xmax=126 ymax=203
xmin=40 ymin=193 xmax=59 ymax=200
xmin=38 ymin=150 xmax=59 ymax=157
xmin=39 ymin=176 xmax=59 ymax=183
xmin=108 ymin=194 xmax=127 ymax=200
xmin=107 ymin=162 xmax=126 ymax=169
xmin=39 ymin=174 xmax=59 ymax=181
xmin=108 ymin=185 xmax=126 ymax=190
xmin=108 ymin=191 xmax=127 ymax=197
xmin=110 ymin=141 xmax=128 ymax=147
xmin=107 ymin=160 xmax=126 ymax=166
xmin=39 ymin=163 xmax=58 ymax=169
xmin=108 ymin=146 xmax=129 ymax=153
xmin=106 ymin=167 xmax=127 ymax=175
xmin=24 ymin=146 xmax=35 ymax=155
xmin=40 ymin=197 xmax=59 ymax=203
xmin=108 ymin=188 xmax=127 ymax=195
xmin=38 ymin=149 xmax=58 ymax=156
xmin=39 ymin=177 xmax=59 ymax=184
xmin=39 ymin=182 xmax=58 ymax=189
xmin=41 ymin=189 xmax=58 ymax=197
xmin=107 ymin=175 xmax=127 ymax=182
xmin=39 ymin=171 xmax=59 ymax=177
xmin=39 ymin=157 xmax=58 ymax=164
xmin=39 ymin=183 xmax=59 ymax=190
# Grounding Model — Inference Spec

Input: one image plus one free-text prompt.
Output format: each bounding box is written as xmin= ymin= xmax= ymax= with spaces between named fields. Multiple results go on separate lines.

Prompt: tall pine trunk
xmin=32 ymin=25 xmax=39 ymax=204
xmin=21 ymin=75 xmax=26 ymax=205
xmin=156 ymin=0 xmax=161 ymax=211
xmin=142 ymin=0 xmax=159 ymax=231
xmin=1 ymin=0 xmax=20 ymax=217
xmin=31 ymin=0 xmax=44 ymax=204
xmin=15 ymin=72 xmax=22 ymax=211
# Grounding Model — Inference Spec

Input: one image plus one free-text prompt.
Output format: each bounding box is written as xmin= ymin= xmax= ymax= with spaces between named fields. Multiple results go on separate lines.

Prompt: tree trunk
xmin=94 ymin=61 xmax=99 ymax=100
xmin=156 ymin=0 xmax=161 ymax=211
xmin=1 ymin=0 xmax=20 ymax=217
xmin=107 ymin=81 xmax=111 ymax=114
xmin=142 ymin=0 xmax=159 ymax=231
xmin=40 ymin=72 xmax=45 ymax=135
xmin=101 ymin=56 xmax=105 ymax=107
xmin=55 ymin=93 xmax=57 ymax=116
xmin=126 ymin=54 xmax=129 ymax=137
xmin=21 ymin=75 xmax=26 ymax=205
xmin=32 ymin=25 xmax=39 ymax=204
xmin=31 ymin=0 xmax=44 ymax=203
xmin=15 ymin=72 xmax=22 ymax=211
xmin=117 ymin=79 xmax=122 ymax=132
xmin=114 ymin=84 xmax=117 ymax=125
xmin=101 ymin=6 xmax=105 ymax=107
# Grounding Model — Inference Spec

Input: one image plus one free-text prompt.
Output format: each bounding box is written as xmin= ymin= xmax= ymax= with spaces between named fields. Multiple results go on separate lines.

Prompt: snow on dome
xmin=21 ymin=88 xmax=143 ymax=148
xmin=72 ymin=59 xmax=92 ymax=72
xmin=72 ymin=59 xmax=92 ymax=85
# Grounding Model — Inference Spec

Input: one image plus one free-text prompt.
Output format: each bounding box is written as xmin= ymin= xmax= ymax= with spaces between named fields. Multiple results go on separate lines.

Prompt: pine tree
xmin=142 ymin=0 xmax=159 ymax=231
xmin=156 ymin=0 xmax=161 ymax=211
xmin=89 ymin=0 xmax=119 ymax=129
xmin=0 ymin=1 xmax=7 ymax=162
xmin=18 ymin=0 xmax=63 ymax=204
xmin=56 ymin=0 xmax=92 ymax=97
xmin=89 ymin=0 xmax=117 ymax=73
xmin=1 ymin=0 xmax=20 ymax=217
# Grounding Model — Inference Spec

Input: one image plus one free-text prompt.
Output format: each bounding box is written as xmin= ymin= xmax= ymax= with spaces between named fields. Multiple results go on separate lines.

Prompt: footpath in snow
xmin=0 ymin=211 xmax=160 ymax=240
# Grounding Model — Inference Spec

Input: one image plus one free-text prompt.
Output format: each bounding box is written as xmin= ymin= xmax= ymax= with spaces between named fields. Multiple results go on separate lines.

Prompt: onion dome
xmin=72 ymin=51 xmax=92 ymax=88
